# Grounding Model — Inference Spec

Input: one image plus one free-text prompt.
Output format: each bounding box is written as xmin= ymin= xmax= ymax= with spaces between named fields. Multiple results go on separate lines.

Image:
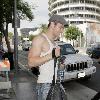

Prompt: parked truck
xmin=56 ymin=41 xmax=96 ymax=81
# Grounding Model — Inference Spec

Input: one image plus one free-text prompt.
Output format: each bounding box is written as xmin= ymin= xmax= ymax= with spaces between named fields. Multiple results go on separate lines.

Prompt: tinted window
xmin=91 ymin=44 xmax=100 ymax=50
xmin=59 ymin=44 xmax=76 ymax=55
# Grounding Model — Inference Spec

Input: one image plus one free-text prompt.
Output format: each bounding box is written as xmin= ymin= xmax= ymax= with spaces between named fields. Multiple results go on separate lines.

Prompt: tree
xmin=40 ymin=24 xmax=48 ymax=33
xmin=0 ymin=32 xmax=2 ymax=48
xmin=0 ymin=0 xmax=34 ymax=52
xmin=0 ymin=33 xmax=2 ymax=38
xmin=17 ymin=0 xmax=34 ymax=21
xmin=64 ymin=25 xmax=83 ymax=46
xmin=29 ymin=34 xmax=36 ymax=41
xmin=0 ymin=32 xmax=4 ymax=50
xmin=8 ymin=32 xmax=13 ymax=39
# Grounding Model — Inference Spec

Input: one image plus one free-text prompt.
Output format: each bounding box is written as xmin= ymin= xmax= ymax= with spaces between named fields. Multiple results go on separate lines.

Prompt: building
xmin=20 ymin=28 xmax=38 ymax=37
xmin=49 ymin=0 xmax=100 ymax=24
xmin=49 ymin=0 xmax=100 ymax=46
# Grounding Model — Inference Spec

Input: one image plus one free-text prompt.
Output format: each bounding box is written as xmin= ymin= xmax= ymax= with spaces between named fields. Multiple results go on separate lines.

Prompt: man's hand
xmin=60 ymin=63 xmax=65 ymax=70
xmin=55 ymin=47 xmax=61 ymax=58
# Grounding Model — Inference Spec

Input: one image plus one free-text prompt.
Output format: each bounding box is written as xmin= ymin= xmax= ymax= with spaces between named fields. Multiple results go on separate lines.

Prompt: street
xmin=1 ymin=0 xmax=100 ymax=99
xmin=17 ymin=49 xmax=100 ymax=100
xmin=77 ymin=61 xmax=100 ymax=92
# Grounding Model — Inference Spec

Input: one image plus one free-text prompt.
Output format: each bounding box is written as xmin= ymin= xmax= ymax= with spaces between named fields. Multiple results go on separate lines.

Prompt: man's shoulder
xmin=32 ymin=33 xmax=45 ymax=43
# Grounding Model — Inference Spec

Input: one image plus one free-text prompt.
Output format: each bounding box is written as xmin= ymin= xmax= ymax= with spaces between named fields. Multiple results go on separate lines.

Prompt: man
xmin=28 ymin=15 xmax=68 ymax=100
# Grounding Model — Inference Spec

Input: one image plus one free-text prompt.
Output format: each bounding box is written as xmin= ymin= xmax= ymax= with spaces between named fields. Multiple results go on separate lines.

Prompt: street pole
xmin=14 ymin=0 xmax=18 ymax=76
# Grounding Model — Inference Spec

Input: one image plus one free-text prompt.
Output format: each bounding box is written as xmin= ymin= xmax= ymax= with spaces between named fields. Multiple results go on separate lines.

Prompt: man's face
xmin=53 ymin=22 xmax=64 ymax=38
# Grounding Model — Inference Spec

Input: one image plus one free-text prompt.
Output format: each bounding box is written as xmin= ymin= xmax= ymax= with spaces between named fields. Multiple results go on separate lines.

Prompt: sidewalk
xmin=13 ymin=70 xmax=38 ymax=100
xmin=0 ymin=70 xmax=37 ymax=100
xmin=75 ymin=47 xmax=87 ymax=55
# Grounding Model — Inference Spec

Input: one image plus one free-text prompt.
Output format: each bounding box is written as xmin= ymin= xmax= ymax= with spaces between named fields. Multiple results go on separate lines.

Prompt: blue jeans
xmin=36 ymin=83 xmax=51 ymax=100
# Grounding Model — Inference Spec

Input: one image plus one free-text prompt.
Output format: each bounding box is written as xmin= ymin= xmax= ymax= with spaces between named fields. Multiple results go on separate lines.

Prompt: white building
xmin=49 ymin=0 xmax=100 ymax=24
xmin=49 ymin=0 xmax=100 ymax=46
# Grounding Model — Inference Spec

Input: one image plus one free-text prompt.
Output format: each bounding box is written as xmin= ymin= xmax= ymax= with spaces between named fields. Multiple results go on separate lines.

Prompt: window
xmin=53 ymin=11 xmax=57 ymax=14
xmin=59 ymin=44 xmax=76 ymax=55
xmin=64 ymin=15 xmax=69 ymax=18
xmin=79 ymin=14 xmax=83 ymax=17
xmin=59 ymin=8 xmax=69 ymax=12
xmin=80 ymin=0 xmax=84 ymax=3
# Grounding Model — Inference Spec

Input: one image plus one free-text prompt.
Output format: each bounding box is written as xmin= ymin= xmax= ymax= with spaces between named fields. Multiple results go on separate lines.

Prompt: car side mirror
xmin=75 ymin=49 xmax=79 ymax=53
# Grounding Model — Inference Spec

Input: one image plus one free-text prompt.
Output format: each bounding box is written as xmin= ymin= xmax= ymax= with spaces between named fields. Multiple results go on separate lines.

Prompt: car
xmin=56 ymin=41 xmax=96 ymax=81
xmin=22 ymin=38 xmax=31 ymax=51
xmin=86 ymin=43 xmax=100 ymax=59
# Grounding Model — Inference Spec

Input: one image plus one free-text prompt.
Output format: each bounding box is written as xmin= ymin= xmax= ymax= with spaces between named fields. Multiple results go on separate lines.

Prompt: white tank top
xmin=37 ymin=34 xmax=58 ymax=83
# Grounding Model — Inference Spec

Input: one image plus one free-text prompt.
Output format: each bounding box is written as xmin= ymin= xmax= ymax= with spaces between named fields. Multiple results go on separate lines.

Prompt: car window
xmin=97 ymin=44 xmax=100 ymax=48
xmin=59 ymin=44 xmax=76 ymax=55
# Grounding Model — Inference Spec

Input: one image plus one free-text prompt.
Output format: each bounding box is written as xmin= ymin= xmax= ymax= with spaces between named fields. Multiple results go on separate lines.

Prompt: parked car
xmin=86 ymin=43 xmax=100 ymax=59
xmin=56 ymin=41 xmax=96 ymax=81
xmin=22 ymin=38 xmax=31 ymax=51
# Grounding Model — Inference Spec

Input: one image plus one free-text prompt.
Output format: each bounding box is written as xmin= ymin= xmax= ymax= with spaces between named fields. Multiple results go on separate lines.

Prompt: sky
xmin=21 ymin=0 xmax=49 ymax=28
xmin=9 ymin=0 xmax=49 ymax=32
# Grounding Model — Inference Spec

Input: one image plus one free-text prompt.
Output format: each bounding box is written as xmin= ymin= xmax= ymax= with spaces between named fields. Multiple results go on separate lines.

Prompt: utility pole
xmin=14 ymin=0 xmax=18 ymax=76
xmin=84 ymin=0 xmax=88 ymax=47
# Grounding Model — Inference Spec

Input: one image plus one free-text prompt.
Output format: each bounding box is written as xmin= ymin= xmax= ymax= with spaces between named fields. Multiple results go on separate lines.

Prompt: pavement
xmin=0 ymin=69 xmax=97 ymax=100
xmin=0 ymin=69 xmax=37 ymax=100
xmin=75 ymin=47 xmax=87 ymax=55
xmin=12 ymin=70 xmax=37 ymax=100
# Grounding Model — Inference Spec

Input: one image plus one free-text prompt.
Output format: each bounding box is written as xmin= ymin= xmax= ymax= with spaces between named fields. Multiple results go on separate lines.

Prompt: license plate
xmin=77 ymin=72 xmax=85 ymax=78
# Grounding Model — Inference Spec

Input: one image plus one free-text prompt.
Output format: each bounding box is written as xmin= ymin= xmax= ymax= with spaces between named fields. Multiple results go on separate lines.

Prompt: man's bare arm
xmin=28 ymin=36 xmax=52 ymax=68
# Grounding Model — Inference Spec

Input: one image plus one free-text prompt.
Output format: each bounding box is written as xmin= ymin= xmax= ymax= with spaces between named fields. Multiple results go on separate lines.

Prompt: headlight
xmin=87 ymin=60 xmax=93 ymax=67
